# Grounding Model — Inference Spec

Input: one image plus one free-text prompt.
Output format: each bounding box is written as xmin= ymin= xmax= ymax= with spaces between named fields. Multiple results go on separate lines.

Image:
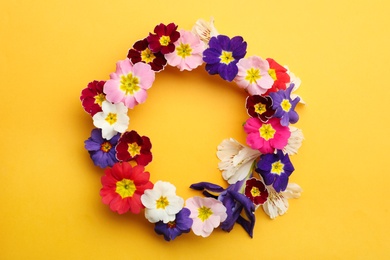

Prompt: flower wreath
xmin=80 ymin=18 xmax=305 ymax=241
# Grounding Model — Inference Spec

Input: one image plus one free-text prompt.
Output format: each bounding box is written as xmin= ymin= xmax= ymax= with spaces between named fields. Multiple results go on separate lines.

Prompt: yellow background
xmin=1 ymin=0 xmax=389 ymax=258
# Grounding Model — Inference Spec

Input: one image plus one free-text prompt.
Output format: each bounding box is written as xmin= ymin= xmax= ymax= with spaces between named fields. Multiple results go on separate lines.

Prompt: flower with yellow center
xmin=245 ymin=68 xmax=261 ymax=84
xmin=141 ymin=181 xmax=184 ymax=223
xmin=271 ymin=160 xmax=285 ymax=175
xmin=254 ymin=103 xmax=267 ymax=115
xmin=127 ymin=142 xmax=141 ymax=157
xmin=120 ymin=73 xmax=140 ymax=95
xmin=141 ymin=48 xmax=156 ymax=63
xmin=198 ymin=206 xmax=213 ymax=222
xmin=115 ymin=178 xmax=136 ymax=198
xmin=176 ymin=43 xmax=192 ymax=58
xmin=159 ymin=35 xmax=171 ymax=46
xmin=94 ymin=93 xmax=105 ymax=106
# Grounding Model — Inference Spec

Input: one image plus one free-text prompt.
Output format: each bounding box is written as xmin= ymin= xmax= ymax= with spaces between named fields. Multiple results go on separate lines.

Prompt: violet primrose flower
xmin=256 ymin=150 xmax=295 ymax=192
xmin=269 ymin=84 xmax=300 ymax=126
xmin=84 ymin=128 xmax=120 ymax=168
xmin=190 ymin=181 xmax=255 ymax=237
xmin=154 ymin=208 xmax=193 ymax=241
xmin=203 ymin=35 xmax=247 ymax=81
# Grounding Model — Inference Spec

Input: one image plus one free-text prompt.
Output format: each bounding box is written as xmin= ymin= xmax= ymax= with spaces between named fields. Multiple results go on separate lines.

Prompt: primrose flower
xmin=80 ymin=80 xmax=106 ymax=116
xmin=203 ymin=35 xmax=247 ymax=81
xmin=84 ymin=128 xmax=120 ymax=168
xmin=154 ymin=208 xmax=193 ymax=241
xmin=262 ymin=183 xmax=302 ymax=219
xmin=127 ymin=38 xmax=167 ymax=72
xmin=147 ymin=23 xmax=180 ymax=55
xmin=217 ymin=138 xmax=260 ymax=184
xmin=264 ymin=58 xmax=290 ymax=95
xmin=191 ymin=17 xmax=219 ymax=46
xmin=92 ymin=101 xmax=129 ymax=140
xmin=104 ymin=59 xmax=155 ymax=109
xmin=235 ymin=56 xmax=273 ymax=95
xmin=115 ymin=130 xmax=152 ymax=166
xmin=185 ymin=196 xmax=227 ymax=237
xmin=165 ymin=30 xmax=205 ymax=71
xmin=141 ymin=181 xmax=184 ymax=223
xmin=190 ymin=181 xmax=255 ymax=237
xmin=270 ymin=84 xmax=300 ymax=126
xmin=245 ymin=95 xmax=275 ymax=122
xmin=283 ymin=126 xmax=304 ymax=155
xmin=100 ymin=162 xmax=153 ymax=214
xmin=244 ymin=178 xmax=268 ymax=207
xmin=256 ymin=150 xmax=295 ymax=192
xmin=244 ymin=117 xmax=290 ymax=154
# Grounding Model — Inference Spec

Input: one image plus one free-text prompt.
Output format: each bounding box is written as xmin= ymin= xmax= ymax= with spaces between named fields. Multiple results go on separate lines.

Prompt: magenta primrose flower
xmin=244 ymin=117 xmax=290 ymax=154
xmin=104 ymin=59 xmax=155 ymax=109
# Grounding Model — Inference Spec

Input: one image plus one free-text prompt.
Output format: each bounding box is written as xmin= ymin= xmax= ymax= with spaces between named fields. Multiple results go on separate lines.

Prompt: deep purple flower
xmin=256 ymin=150 xmax=294 ymax=192
xmin=203 ymin=35 xmax=247 ymax=81
xmin=269 ymin=84 xmax=300 ymax=126
xmin=190 ymin=181 xmax=255 ymax=237
xmin=154 ymin=208 xmax=193 ymax=241
xmin=84 ymin=128 xmax=120 ymax=168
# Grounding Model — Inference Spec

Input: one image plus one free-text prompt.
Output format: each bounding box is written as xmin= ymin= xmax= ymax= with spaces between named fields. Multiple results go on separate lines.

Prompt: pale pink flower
xmin=104 ymin=59 xmax=155 ymax=109
xmin=185 ymin=196 xmax=227 ymax=237
xmin=165 ymin=30 xmax=205 ymax=71
xmin=234 ymin=56 xmax=274 ymax=95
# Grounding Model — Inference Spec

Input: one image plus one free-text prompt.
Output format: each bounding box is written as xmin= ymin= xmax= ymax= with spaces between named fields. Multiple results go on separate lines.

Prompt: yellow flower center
xmin=94 ymin=93 xmax=105 ymax=106
xmin=268 ymin=68 xmax=277 ymax=81
xmin=259 ymin=123 xmax=276 ymax=140
xmin=120 ymin=73 xmax=140 ymax=95
xmin=250 ymin=186 xmax=261 ymax=197
xmin=159 ymin=35 xmax=171 ymax=46
xmin=254 ymin=103 xmax=267 ymax=115
xmin=198 ymin=206 xmax=213 ymax=222
xmin=281 ymin=99 xmax=292 ymax=112
xmin=156 ymin=196 xmax=169 ymax=209
xmin=271 ymin=160 xmax=285 ymax=175
xmin=141 ymin=48 xmax=156 ymax=63
xmin=115 ymin=178 xmax=136 ymax=198
xmin=100 ymin=141 xmax=112 ymax=153
xmin=127 ymin=142 xmax=141 ymax=157
xmin=220 ymin=51 xmax=234 ymax=64
xmin=245 ymin=68 xmax=261 ymax=83
xmin=176 ymin=43 xmax=192 ymax=58
xmin=105 ymin=113 xmax=117 ymax=125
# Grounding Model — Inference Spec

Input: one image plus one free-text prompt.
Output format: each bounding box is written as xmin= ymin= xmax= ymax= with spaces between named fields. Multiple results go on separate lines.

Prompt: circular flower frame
xmin=80 ymin=18 xmax=305 ymax=241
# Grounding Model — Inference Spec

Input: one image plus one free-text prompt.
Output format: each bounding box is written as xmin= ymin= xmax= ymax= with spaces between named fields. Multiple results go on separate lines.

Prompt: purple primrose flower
xmin=84 ymin=128 xmax=120 ymax=168
xmin=203 ymin=35 xmax=247 ymax=81
xmin=269 ymin=84 xmax=300 ymax=126
xmin=154 ymin=208 xmax=193 ymax=241
xmin=256 ymin=150 xmax=294 ymax=192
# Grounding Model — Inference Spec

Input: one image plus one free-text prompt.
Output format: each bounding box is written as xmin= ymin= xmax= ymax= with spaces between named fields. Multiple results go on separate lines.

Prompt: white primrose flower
xmin=92 ymin=101 xmax=129 ymax=140
xmin=283 ymin=126 xmax=304 ymax=155
xmin=192 ymin=17 xmax=219 ymax=46
xmin=217 ymin=138 xmax=261 ymax=184
xmin=262 ymin=183 xmax=302 ymax=219
xmin=141 ymin=181 xmax=184 ymax=223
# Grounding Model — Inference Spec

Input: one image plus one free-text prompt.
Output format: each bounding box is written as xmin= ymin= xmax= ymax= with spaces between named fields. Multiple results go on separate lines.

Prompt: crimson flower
xmin=244 ymin=178 xmax=268 ymax=206
xmin=147 ymin=23 xmax=180 ymax=54
xmin=100 ymin=162 xmax=153 ymax=214
xmin=245 ymin=95 xmax=275 ymax=122
xmin=264 ymin=58 xmax=290 ymax=95
xmin=127 ymin=38 xmax=167 ymax=72
xmin=115 ymin=130 xmax=152 ymax=166
xmin=80 ymin=80 xmax=106 ymax=116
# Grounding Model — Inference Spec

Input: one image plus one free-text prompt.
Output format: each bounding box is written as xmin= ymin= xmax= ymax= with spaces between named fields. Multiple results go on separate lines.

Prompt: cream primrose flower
xmin=285 ymin=68 xmax=305 ymax=104
xmin=217 ymin=138 xmax=261 ymax=184
xmin=141 ymin=181 xmax=184 ymax=223
xmin=283 ymin=126 xmax=304 ymax=155
xmin=262 ymin=183 xmax=302 ymax=219
xmin=92 ymin=101 xmax=129 ymax=140
xmin=191 ymin=17 xmax=219 ymax=46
